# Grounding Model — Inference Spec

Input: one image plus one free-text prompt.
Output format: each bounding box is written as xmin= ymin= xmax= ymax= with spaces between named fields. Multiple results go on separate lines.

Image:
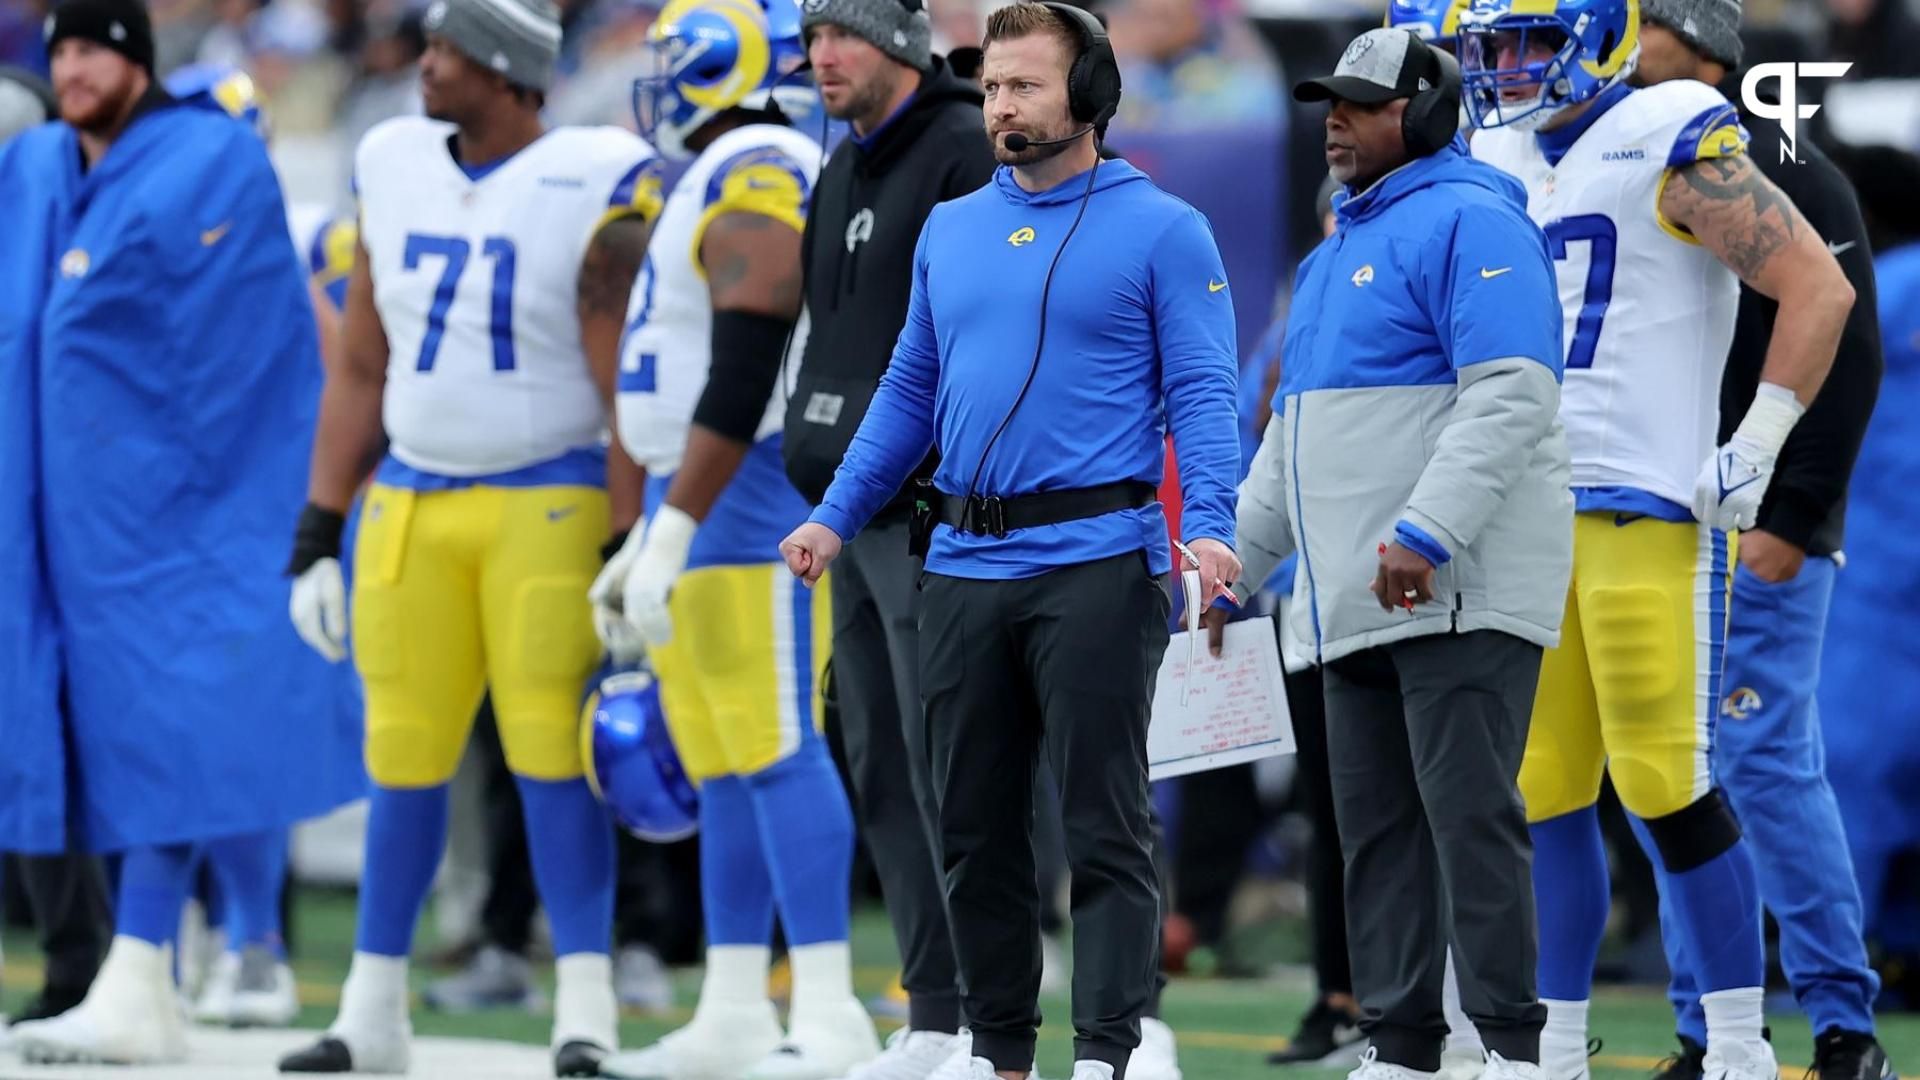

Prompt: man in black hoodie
xmin=782 ymin=0 xmax=994 ymax=1073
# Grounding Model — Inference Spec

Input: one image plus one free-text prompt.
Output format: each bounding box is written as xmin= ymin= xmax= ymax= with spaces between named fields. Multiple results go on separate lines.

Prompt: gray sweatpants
xmin=1323 ymin=629 xmax=1547 ymax=1070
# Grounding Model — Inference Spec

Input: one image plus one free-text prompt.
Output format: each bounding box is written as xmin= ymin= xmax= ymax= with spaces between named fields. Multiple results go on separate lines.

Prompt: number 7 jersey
xmin=355 ymin=116 xmax=662 ymax=477
xmin=1472 ymin=79 xmax=1749 ymax=512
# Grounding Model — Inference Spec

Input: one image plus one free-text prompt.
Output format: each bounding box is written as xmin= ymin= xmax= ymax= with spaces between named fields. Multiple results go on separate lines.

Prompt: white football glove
xmin=1693 ymin=435 xmax=1776 ymax=532
xmin=289 ymin=557 xmax=348 ymax=663
xmin=589 ymin=524 xmax=648 ymax=664
xmin=624 ymin=505 xmax=698 ymax=647
xmin=1692 ymin=382 xmax=1806 ymax=532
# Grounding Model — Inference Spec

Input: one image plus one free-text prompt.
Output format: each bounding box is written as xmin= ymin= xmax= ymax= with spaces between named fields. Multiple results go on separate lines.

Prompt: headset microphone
xmin=1001 ymin=126 xmax=1095 ymax=153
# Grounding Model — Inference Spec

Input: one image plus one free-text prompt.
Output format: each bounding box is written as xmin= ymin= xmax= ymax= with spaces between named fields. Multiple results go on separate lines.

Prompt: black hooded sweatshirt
xmin=783 ymin=55 xmax=996 ymax=521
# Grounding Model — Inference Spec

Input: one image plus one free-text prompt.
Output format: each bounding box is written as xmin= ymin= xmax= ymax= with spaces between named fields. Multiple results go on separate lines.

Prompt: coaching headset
xmin=1402 ymin=38 xmax=1462 ymax=157
xmin=952 ymin=2 xmax=1126 ymax=534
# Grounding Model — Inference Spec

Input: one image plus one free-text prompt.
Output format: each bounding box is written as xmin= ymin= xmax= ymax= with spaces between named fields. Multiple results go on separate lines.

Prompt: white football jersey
xmin=354 ymin=116 xmax=662 ymax=477
xmin=1473 ymin=80 xmax=1748 ymax=510
xmin=616 ymin=123 xmax=819 ymax=474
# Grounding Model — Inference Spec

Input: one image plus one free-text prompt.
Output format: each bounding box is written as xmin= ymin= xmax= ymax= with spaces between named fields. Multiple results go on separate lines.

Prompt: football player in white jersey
xmin=278 ymin=0 xmax=664 ymax=1073
xmin=591 ymin=0 xmax=879 ymax=1077
xmin=1462 ymin=1 xmax=1854 ymax=1079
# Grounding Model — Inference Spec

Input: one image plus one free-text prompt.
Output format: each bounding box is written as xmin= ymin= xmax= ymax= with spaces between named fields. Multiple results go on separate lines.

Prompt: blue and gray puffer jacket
xmin=1234 ymin=145 xmax=1574 ymax=667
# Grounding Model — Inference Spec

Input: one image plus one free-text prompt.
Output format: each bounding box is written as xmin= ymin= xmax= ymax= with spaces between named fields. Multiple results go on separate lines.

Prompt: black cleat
xmin=554 ymin=1039 xmax=609 ymax=1077
xmin=1652 ymin=1036 xmax=1706 ymax=1080
xmin=279 ymin=1035 xmax=357 ymax=1073
xmin=1268 ymin=998 xmax=1365 ymax=1066
xmin=1813 ymin=1029 xmax=1894 ymax=1080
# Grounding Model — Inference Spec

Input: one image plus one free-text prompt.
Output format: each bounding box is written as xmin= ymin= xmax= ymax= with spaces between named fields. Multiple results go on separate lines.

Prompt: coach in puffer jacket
xmin=1231 ymin=134 xmax=1572 ymax=669
xmin=1215 ymin=26 xmax=1575 ymax=1078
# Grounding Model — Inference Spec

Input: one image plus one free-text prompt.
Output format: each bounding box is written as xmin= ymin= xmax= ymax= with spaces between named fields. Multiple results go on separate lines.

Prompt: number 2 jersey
xmin=1472 ymin=79 xmax=1749 ymax=517
xmin=617 ymin=123 xmax=819 ymax=567
xmin=354 ymin=116 xmax=662 ymax=479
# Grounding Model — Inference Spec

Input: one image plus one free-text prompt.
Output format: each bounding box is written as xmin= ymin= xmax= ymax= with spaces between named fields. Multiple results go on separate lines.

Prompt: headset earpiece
xmin=1401 ymin=36 xmax=1462 ymax=157
xmin=1039 ymin=1 xmax=1122 ymax=129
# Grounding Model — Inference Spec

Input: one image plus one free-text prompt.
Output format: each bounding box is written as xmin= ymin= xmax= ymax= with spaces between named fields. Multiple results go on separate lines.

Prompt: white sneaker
xmin=1349 ymin=1046 xmax=1441 ymax=1080
xmin=599 ymin=1000 xmax=785 ymax=1079
xmin=925 ymin=1043 xmax=1046 ymax=1080
xmin=746 ymin=999 xmax=883 ymax=1079
xmin=923 ymin=1032 xmax=977 ymax=1080
xmin=1703 ymin=1038 xmax=1779 ymax=1080
xmin=1480 ymin=1052 xmax=1543 ymax=1080
xmin=193 ymin=951 xmax=241 ymax=1025
xmin=1440 ymin=1046 xmax=1488 ymax=1080
xmin=10 ymin=936 xmax=188 ymax=1065
xmin=1072 ymin=1063 xmax=1116 ymax=1080
xmin=1129 ymin=1017 xmax=1182 ymax=1080
xmin=840 ymin=1029 xmax=969 ymax=1080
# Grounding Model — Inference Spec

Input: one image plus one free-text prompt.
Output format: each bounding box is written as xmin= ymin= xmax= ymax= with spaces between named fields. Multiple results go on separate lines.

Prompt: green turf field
xmin=5 ymin=888 xmax=1914 ymax=1078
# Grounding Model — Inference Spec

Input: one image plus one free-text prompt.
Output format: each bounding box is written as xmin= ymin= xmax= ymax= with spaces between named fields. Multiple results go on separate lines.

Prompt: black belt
xmin=930 ymin=480 xmax=1159 ymax=539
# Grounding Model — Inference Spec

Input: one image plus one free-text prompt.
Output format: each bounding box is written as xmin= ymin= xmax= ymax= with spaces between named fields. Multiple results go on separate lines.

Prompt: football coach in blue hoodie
xmin=1216 ymin=27 xmax=1572 ymax=1079
xmin=780 ymin=3 xmax=1240 ymax=1075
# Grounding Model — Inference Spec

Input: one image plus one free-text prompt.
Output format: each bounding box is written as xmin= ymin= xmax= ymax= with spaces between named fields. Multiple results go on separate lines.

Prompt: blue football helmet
xmin=1457 ymin=0 xmax=1639 ymax=131
xmin=1385 ymin=0 xmax=1474 ymax=50
xmin=582 ymin=668 xmax=699 ymax=842
xmin=165 ymin=63 xmax=269 ymax=139
xmin=632 ymin=0 xmax=812 ymax=160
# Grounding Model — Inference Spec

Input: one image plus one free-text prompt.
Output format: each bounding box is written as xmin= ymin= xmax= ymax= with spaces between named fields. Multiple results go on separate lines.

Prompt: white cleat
xmin=1072 ymin=1062 xmax=1117 ymax=1080
xmin=10 ymin=936 xmax=188 ymax=1066
xmin=1349 ymin=1046 xmax=1441 ymax=1080
xmin=1128 ymin=1017 xmax=1183 ymax=1080
xmin=746 ymin=999 xmax=884 ymax=1080
xmin=1703 ymin=1039 xmax=1779 ymax=1080
xmin=278 ymin=952 xmax=411 ymax=1074
xmin=599 ymin=1000 xmax=785 ymax=1079
xmin=839 ymin=1028 xmax=970 ymax=1080
xmin=193 ymin=951 xmax=241 ymax=1025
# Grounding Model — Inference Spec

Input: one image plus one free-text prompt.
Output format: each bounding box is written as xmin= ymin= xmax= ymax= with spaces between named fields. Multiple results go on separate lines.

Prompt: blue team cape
xmin=0 ymin=103 xmax=365 ymax=852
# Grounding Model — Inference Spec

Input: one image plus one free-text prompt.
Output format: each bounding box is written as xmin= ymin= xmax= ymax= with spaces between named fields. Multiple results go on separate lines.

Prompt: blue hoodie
xmin=811 ymin=160 xmax=1241 ymax=580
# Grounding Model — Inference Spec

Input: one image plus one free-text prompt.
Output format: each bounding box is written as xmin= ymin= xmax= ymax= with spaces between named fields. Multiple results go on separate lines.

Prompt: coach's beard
xmin=991 ymin=122 xmax=1078 ymax=166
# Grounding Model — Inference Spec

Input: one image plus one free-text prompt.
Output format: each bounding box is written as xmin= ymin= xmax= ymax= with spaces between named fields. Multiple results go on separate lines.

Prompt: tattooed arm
xmin=1658 ymin=153 xmax=1855 ymax=405
xmin=659 ymin=211 xmax=805 ymax=521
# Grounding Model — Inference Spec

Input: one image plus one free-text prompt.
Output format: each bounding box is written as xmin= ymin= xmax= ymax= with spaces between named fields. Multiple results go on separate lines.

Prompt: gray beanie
xmin=1641 ymin=0 xmax=1744 ymax=69
xmin=800 ymin=0 xmax=932 ymax=72
xmin=422 ymin=0 xmax=563 ymax=93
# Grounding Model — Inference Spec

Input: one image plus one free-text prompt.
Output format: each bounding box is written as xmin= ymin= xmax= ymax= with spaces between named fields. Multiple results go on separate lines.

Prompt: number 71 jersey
xmin=355 ymin=116 xmax=662 ymax=477
xmin=1472 ymin=79 xmax=1748 ymax=511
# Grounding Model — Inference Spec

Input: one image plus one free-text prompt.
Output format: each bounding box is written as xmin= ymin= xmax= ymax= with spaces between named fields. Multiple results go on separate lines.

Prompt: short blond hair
xmin=982 ymin=1 xmax=1081 ymax=60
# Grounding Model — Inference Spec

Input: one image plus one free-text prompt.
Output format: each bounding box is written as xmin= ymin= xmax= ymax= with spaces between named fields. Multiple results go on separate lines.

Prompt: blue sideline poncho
xmin=0 ymin=101 xmax=364 ymax=852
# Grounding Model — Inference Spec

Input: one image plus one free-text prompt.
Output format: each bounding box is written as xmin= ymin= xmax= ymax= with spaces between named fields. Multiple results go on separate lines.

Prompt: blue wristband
xmin=1394 ymin=520 xmax=1451 ymax=567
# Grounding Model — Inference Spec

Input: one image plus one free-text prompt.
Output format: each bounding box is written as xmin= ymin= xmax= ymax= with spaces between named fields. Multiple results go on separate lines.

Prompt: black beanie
xmin=44 ymin=0 xmax=156 ymax=75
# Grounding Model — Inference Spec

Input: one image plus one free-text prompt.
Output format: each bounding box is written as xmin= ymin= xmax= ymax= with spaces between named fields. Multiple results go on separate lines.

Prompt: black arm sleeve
xmin=693 ymin=309 xmax=795 ymax=443
xmin=1733 ymin=129 xmax=1884 ymax=551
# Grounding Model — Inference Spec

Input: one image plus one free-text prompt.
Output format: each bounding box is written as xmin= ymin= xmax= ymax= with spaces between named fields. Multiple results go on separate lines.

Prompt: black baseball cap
xmin=1295 ymin=28 xmax=1442 ymax=105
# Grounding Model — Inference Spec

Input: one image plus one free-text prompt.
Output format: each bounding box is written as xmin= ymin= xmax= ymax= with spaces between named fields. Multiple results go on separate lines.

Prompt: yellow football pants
xmin=351 ymin=483 xmax=608 ymax=788
xmin=646 ymin=563 xmax=833 ymax=784
xmin=1521 ymin=514 xmax=1735 ymax=822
